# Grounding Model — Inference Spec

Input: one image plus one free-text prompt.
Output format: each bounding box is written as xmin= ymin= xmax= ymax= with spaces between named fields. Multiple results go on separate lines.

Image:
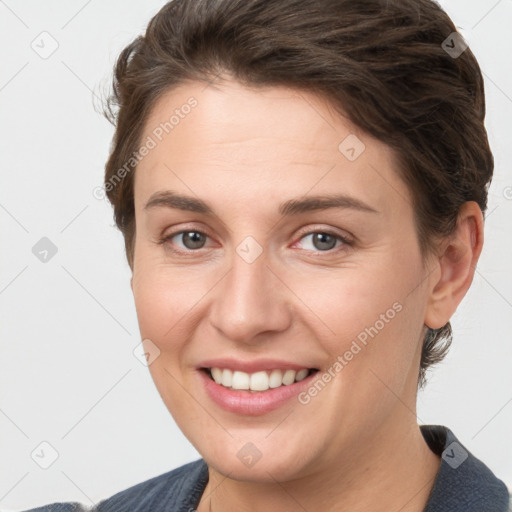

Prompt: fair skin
xmin=130 ymin=77 xmax=483 ymax=512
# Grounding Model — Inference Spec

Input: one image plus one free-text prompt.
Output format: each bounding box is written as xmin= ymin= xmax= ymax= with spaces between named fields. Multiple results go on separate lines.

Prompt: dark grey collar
xmin=421 ymin=425 xmax=509 ymax=511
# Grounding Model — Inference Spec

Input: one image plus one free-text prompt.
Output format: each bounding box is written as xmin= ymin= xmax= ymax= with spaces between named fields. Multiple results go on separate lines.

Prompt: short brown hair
xmin=102 ymin=0 xmax=493 ymax=387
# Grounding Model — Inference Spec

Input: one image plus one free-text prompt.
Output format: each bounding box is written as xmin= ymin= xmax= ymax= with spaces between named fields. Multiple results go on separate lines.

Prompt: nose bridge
xmin=209 ymin=236 xmax=291 ymax=343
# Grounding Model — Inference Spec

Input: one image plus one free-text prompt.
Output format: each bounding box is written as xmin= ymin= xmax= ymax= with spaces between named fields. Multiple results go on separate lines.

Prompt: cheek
xmin=131 ymin=267 xmax=202 ymax=411
xmin=291 ymin=260 xmax=413 ymax=341
xmin=132 ymin=260 xmax=208 ymax=341
xmin=296 ymin=252 xmax=425 ymax=387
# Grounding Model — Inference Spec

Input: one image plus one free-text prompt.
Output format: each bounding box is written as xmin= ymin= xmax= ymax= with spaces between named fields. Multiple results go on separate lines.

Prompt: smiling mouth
xmin=201 ymin=367 xmax=319 ymax=392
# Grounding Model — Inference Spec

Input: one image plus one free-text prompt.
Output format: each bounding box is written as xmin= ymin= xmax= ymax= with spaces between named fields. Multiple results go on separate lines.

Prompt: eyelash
xmin=157 ymin=226 xmax=353 ymax=257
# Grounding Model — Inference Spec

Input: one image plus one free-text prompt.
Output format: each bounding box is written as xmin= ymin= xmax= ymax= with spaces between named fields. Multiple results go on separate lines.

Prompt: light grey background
xmin=1 ymin=1 xmax=511 ymax=510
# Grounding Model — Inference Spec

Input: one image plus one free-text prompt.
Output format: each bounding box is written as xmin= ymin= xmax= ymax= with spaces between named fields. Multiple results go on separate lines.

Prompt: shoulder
xmin=421 ymin=425 xmax=511 ymax=512
xmin=19 ymin=505 xmax=90 ymax=512
xmin=20 ymin=459 xmax=208 ymax=512
xmin=95 ymin=458 xmax=208 ymax=511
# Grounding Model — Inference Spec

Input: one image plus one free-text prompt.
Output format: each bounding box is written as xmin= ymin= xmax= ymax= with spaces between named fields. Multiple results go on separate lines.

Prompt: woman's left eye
xmin=159 ymin=229 xmax=351 ymax=254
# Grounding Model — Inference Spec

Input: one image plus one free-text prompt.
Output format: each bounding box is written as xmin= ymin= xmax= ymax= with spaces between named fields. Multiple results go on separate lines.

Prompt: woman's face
xmin=131 ymin=78 xmax=435 ymax=480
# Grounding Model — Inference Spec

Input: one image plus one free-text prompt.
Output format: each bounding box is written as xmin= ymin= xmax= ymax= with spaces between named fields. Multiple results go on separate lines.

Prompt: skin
xmin=129 ymin=77 xmax=484 ymax=512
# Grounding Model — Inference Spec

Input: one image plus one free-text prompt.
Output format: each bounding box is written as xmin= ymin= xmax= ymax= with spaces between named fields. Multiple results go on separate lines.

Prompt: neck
xmin=199 ymin=412 xmax=441 ymax=512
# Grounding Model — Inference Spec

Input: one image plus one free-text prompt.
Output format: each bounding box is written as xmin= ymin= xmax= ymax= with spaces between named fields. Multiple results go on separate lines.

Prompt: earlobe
xmin=424 ymin=201 xmax=484 ymax=329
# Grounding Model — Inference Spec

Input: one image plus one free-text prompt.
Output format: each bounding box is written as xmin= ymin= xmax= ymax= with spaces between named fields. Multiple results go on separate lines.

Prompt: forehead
xmin=134 ymin=79 xmax=411 ymax=220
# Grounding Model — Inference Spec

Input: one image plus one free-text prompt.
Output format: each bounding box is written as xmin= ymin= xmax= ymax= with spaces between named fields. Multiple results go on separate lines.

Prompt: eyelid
xmin=293 ymin=225 xmax=353 ymax=244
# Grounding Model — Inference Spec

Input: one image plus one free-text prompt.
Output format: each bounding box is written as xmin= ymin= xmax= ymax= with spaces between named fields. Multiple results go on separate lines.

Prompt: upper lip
xmin=198 ymin=358 xmax=318 ymax=373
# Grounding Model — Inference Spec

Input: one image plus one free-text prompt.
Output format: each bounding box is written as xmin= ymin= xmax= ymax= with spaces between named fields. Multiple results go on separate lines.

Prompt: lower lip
xmin=198 ymin=369 xmax=318 ymax=416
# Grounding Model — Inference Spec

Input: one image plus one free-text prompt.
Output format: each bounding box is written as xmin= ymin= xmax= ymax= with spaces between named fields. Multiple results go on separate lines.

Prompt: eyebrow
xmin=144 ymin=190 xmax=379 ymax=216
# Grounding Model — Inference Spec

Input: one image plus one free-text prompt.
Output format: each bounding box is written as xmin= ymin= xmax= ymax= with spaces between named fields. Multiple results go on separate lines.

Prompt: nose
xmin=209 ymin=245 xmax=292 ymax=345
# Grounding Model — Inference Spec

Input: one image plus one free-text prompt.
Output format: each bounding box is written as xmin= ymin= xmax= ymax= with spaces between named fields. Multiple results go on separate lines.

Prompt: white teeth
xmin=295 ymin=368 xmax=309 ymax=382
xmin=232 ymin=370 xmax=250 ymax=390
xmin=282 ymin=369 xmax=296 ymax=385
xmin=250 ymin=371 xmax=269 ymax=391
xmin=269 ymin=369 xmax=283 ymax=388
xmin=209 ymin=367 xmax=313 ymax=391
xmin=211 ymin=367 xmax=223 ymax=384
xmin=221 ymin=369 xmax=232 ymax=387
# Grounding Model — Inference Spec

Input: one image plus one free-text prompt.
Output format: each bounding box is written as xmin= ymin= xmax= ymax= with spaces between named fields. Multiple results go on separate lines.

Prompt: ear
xmin=424 ymin=201 xmax=484 ymax=329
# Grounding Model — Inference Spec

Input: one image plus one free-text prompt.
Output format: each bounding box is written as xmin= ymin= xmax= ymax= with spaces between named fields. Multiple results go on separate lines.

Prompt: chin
xmin=197 ymin=435 xmax=316 ymax=483
xmin=207 ymin=454 xmax=305 ymax=483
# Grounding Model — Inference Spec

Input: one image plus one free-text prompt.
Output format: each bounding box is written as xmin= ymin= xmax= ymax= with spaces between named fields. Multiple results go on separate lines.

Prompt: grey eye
xmin=300 ymin=232 xmax=341 ymax=251
xmin=176 ymin=231 xmax=208 ymax=250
